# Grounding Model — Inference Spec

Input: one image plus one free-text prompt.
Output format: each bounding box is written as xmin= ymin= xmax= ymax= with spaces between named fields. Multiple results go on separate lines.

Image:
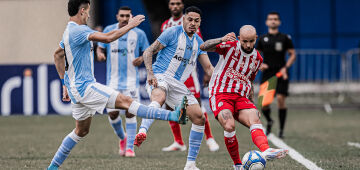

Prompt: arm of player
xmin=143 ymin=40 xmax=165 ymax=87
xmin=96 ymin=46 xmax=106 ymax=61
xmin=200 ymin=32 xmax=237 ymax=52
xmin=88 ymin=15 xmax=145 ymax=43
xmin=198 ymin=54 xmax=214 ymax=78
xmin=53 ymin=47 xmax=70 ymax=102
xmin=249 ymin=81 xmax=255 ymax=103
xmin=279 ymin=49 xmax=296 ymax=80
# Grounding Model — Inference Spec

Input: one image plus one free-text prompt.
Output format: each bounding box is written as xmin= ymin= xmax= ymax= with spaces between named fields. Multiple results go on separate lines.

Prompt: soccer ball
xmin=242 ymin=150 xmax=266 ymax=170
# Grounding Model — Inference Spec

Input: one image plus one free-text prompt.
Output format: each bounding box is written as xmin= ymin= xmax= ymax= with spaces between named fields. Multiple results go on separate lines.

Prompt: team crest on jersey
xmin=264 ymin=37 xmax=269 ymax=42
xmin=130 ymin=90 xmax=136 ymax=97
xmin=275 ymin=42 xmax=283 ymax=51
xmin=218 ymin=102 xmax=223 ymax=107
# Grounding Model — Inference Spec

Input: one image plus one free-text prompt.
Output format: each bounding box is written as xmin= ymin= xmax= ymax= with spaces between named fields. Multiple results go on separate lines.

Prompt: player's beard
xmin=241 ymin=46 xmax=254 ymax=54
xmin=172 ymin=10 xmax=182 ymax=18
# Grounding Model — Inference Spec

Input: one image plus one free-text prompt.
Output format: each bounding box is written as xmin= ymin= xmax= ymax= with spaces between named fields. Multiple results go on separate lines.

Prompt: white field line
xmin=267 ymin=133 xmax=323 ymax=170
xmin=347 ymin=142 xmax=360 ymax=148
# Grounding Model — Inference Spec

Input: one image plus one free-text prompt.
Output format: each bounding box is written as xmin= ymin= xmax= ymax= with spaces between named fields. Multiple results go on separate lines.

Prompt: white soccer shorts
xmin=146 ymin=74 xmax=198 ymax=110
xmin=71 ymin=83 xmax=118 ymax=121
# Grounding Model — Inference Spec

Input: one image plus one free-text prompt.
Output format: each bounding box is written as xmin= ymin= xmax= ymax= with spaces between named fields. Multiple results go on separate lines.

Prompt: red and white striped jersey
xmin=161 ymin=15 xmax=202 ymax=38
xmin=209 ymin=41 xmax=263 ymax=98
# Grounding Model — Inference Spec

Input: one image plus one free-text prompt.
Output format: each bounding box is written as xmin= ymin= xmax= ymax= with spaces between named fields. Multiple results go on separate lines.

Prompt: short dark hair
xmin=68 ymin=0 xmax=90 ymax=17
xmin=185 ymin=6 xmax=202 ymax=17
xmin=118 ymin=6 xmax=132 ymax=12
xmin=168 ymin=0 xmax=184 ymax=4
xmin=267 ymin=11 xmax=281 ymax=20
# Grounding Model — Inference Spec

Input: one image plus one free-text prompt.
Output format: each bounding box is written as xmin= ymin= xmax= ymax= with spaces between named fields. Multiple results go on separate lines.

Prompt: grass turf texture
xmin=0 ymin=110 xmax=359 ymax=169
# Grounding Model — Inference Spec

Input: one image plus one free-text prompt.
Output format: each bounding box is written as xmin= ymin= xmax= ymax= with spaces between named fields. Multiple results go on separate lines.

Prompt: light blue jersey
xmin=153 ymin=25 xmax=206 ymax=83
xmin=60 ymin=21 xmax=97 ymax=103
xmin=98 ymin=24 xmax=149 ymax=90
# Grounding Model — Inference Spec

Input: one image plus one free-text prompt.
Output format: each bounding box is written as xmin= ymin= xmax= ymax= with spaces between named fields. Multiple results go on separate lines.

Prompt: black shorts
xmin=261 ymin=67 xmax=289 ymax=96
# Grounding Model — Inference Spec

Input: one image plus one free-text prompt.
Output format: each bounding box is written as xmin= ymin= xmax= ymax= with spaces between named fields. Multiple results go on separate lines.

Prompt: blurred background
xmin=0 ymin=0 xmax=359 ymax=116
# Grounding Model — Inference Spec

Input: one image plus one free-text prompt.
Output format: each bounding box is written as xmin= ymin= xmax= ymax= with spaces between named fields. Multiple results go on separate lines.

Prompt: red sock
xmin=169 ymin=121 xmax=184 ymax=145
xmin=204 ymin=112 xmax=213 ymax=140
xmin=251 ymin=127 xmax=270 ymax=152
xmin=224 ymin=132 xmax=242 ymax=165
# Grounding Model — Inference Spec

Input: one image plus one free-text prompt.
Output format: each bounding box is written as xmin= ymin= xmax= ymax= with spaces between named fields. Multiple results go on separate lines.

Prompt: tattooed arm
xmin=143 ymin=40 xmax=165 ymax=87
xmin=200 ymin=32 xmax=237 ymax=52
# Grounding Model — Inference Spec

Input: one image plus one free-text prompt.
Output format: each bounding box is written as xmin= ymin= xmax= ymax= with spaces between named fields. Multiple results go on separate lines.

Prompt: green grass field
xmin=0 ymin=109 xmax=359 ymax=170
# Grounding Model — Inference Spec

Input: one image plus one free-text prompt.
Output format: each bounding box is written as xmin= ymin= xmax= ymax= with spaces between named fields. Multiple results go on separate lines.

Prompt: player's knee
xmin=223 ymin=122 xmax=235 ymax=132
xmin=75 ymin=128 xmax=90 ymax=137
xmin=116 ymin=94 xmax=133 ymax=108
xmin=191 ymin=112 xmax=205 ymax=125
xmin=125 ymin=111 xmax=135 ymax=118
xmin=108 ymin=111 xmax=119 ymax=120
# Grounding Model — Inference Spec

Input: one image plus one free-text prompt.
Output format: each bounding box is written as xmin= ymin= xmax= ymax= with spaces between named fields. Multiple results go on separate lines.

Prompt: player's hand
xmin=62 ymin=85 xmax=71 ymax=102
xmin=259 ymin=63 xmax=269 ymax=71
xmin=203 ymin=74 xmax=211 ymax=87
xmin=133 ymin=56 xmax=144 ymax=66
xmin=221 ymin=32 xmax=237 ymax=42
xmin=97 ymin=53 xmax=106 ymax=61
xmin=280 ymin=67 xmax=288 ymax=80
xmin=147 ymin=73 xmax=158 ymax=87
xmin=128 ymin=15 xmax=145 ymax=28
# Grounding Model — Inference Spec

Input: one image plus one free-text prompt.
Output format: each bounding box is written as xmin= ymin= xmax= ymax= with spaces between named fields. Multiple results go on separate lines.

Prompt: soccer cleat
xmin=47 ymin=164 xmax=58 ymax=170
xmin=261 ymin=148 xmax=289 ymax=161
xmin=233 ymin=164 xmax=244 ymax=170
xmin=206 ymin=137 xmax=219 ymax=152
xmin=162 ymin=142 xmax=187 ymax=152
xmin=278 ymin=130 xmax=284 ymax=139
xmin=125 ymin=149 xmax=136 ymax=157
xmin=119 ymin=135 xmax=127 ymax=156
xmin=184 ymin=162 xmax=199 ymax=170
xmin=266 ymin=120 xmax=273 ymax=136
xmin=134 ymin=132 xmax=147 ymax=147
xmin=170 ymin=96 xmax=188 ymax=125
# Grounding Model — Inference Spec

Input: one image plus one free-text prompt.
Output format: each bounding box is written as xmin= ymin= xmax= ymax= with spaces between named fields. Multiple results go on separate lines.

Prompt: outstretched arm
xmin=200 ymin=32 xmax=237 ymax=52
xmin=198 ymin=54 xmax=214 ymax=78
xmin=88 ymin=15 xmax=145 ymax=43
xmin=143 ymin=40 xmax=165 ymax=87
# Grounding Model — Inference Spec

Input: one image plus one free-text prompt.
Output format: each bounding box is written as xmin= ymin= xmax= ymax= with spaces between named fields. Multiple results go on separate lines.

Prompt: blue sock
xmin=50 ymin=130 xmax=82 ymax=167
xmin=128 ymin=101 xmax=178 ymax=121
xmin=139 ymin=118 xmax=155 ymax=133
xmin=109 ymin=115 xmax=125 ymax=139
xmin=125 ymin=117 xmax=137 ymax=151
xmin=187 ymin=124 xmax=204 ymax=161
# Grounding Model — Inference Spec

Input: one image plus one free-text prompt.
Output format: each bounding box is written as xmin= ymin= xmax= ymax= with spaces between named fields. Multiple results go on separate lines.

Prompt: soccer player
xmin=97 ymin=6 xmax=150 ymax=157
xmin=135 ymin=6 xmax=214 ymax=170
xmin=200 ymin=25 xmax=288 ymax=170
xmin=256 ymin=12 xmax=296 ymax=138
xmin=47 ymin=1 xmax=186 ymax=169
xmin=156 ymin=0 xmax=219 ymax=152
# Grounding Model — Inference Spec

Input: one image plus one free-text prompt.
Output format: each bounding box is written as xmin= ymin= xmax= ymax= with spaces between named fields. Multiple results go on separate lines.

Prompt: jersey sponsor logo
xmin=173 ymin=55 xmax=196 ymax=66
xmin=220 ymin=44 xmax=231 ymax=48
xmin=225 ymin=67 xmax=249 ymax=84
xmin=111 ymin=48 xmax=128 ymax=56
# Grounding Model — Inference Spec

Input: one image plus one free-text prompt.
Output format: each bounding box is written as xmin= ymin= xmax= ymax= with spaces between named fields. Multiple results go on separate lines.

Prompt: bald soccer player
xmin=200 ymin=25 xmax=288 ymax=170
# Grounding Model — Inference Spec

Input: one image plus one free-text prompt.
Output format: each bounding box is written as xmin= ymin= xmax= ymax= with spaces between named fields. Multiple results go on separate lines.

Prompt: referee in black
xmin=257 ymin=12 xmax=296 ymax=138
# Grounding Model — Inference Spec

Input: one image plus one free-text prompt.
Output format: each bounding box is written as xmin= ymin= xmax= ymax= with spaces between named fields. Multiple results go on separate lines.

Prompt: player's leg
xmin=113 ymin=90 xmax=184 ymax=122
xmin=124 ymin=111 xmax=136 ymax=157
xmin=198 ymin=98 xmax=219 ymax=152
xmin=217 ymin=109 xmax=242 ymax=167
xmin=261 ymin=105 xmax=273 ymax=135
xmin=276 ymin=77 xmax=289 ymax=138
xmin=162 ymin=104 xmax=186 ymax=151
xmin=184 ymin=103 xmax=206 ymax=169
xmin=107 ymin=110 xmax=126 ymax=156
xmin=48 ymin=114 xmax=92 ymax=169
xmin=135 ymin=87 xmax=167 ymax=146
xmin=236 ymin=108 xmax=288 ymax=161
